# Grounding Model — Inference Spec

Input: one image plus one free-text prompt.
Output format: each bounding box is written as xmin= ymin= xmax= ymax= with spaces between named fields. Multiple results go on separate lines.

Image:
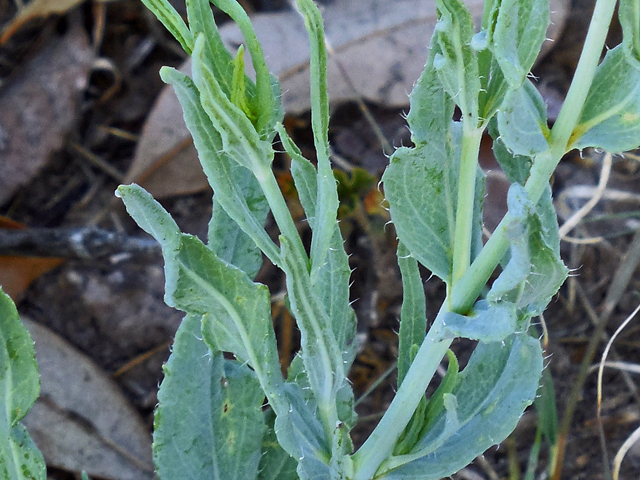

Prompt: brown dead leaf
xmin=21 ymin=317 xmax=155 ymax=480
xmin=0 ymin=20 xmax=93 ymax=205
xmin=0 ymin=0 xmax=85 ymax=46
xmin=0 ymin=217 xmax=63 ymax=300
xmin=123 ymin=77 xmax=210 ymax=198
xmin=0 ymin=256 xmax=63 ymax=300
xmin=129 ymin=0 xmax=568 ymax=198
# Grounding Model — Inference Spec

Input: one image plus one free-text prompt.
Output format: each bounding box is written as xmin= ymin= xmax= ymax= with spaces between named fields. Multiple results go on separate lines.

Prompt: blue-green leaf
xmin=295 ymin=0 xmax=339 ymax=283
xmin=488 ymin=184 xmax=567 ymax=318
xmin=433 ymin=0 xmax=481 ymax=117
xmin=273 ymin=383 xmax=331 ymax=479
xmin=406 ymin=44 xmax=455 ymax=145
xmin=281 ymin=124 xmax=357 ymax=369
xmin=489 ymin=118 xmax=533 ymax=185
xmin=185 ymin=0 xmax=235 ymax=97
xmin=571 ymin=46 xmax=640 ymax=153
xmin=117 ymin=185 xmax=285 ymax=413
xmin=257 ymin=411 xmax=298 ymax=480
xmin=397 ymin=242 xmax=427 ymax=387
xmin=191 ymin=35 xmax=273 ymax=172
xmin=497 ymin=80 xmax=550 ymax=156
xmin=211 ymin=0 xmax=279 ymax=136
xmin=394 ymin=351 xmax=459 ymax=456
xmin=153 ymin=314 xmax=266 ymax=480
xmin=157 ymin=67 xmax=280 ymax=265
xmin=141 ymin=0 xmax=194 ymax=54
xmin=619 ymin=0 xmax=640 ymax=69
xmin=375 ymin=333 xmax=543 ymax=480
xmin=441 ymin=300 xmax=517 ymax=342
xmin=280 ymin=236 xmax=346 ymax=406
xmin=0 ymin=289 xmax=46 ymax=480
xmin=383 ymin=126 xmax=484 ymax=285
xmin=491 ymin=0 xmax=549 ymax=88
xmin=207 ymin=162 xmax=268 ymax=278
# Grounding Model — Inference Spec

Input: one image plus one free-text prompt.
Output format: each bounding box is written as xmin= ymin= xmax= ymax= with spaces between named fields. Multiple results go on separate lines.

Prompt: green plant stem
xmin=548 ymin=0 xmax=618 ymax=151
xmin=253 ymin=162 xmax=308 ymax=265
xmin=451 ymin=122 xmax=483 ymax=287
xmin=352 ymin=319 xmax=451 ymax=480
xmin=352 ymin=0 xmax=617 ymax=474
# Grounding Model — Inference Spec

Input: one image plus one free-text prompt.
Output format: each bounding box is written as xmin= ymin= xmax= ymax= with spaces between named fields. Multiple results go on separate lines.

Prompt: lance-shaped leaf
xmin=191 ymin=35 xmax=273 ymax=172
xmin=280 ymin=236 xmax=346 ymax=408
xmin=141 ymin=0 xmax=194 ymax=53
xmin=207 ymin=160 xmax=268 ymax=278
xmin=273 ymin=382 xmax=332 ymax=480
xmin=397 ymin=242 xmax=427 ymax=386
xmin=406 ymin=42 xmax=455 ymax=145
xmin=619 ymin=0 xmax=640 ymax=69
xmin=117 ymin=185 xmax=285 ymax=413
xmin=570 ymin=46 xmax=640 ymax=153
xmin=383 ymin=126 xmax=484 ymax=285
xmin=497 ymin=79 xmax=550 ymax=156
xmin=489 ymin=118 xmax=533 ymax=185
xmin=0 ymin=289 xmax=46 ymax=480
xmin=212 ymin=0 xmax=279 ymax=136
xmin=491 ymin=0 xmax=549 ymax=88
xmin=153 ymin=314 xmax=266 ymax=480
xmin=293 ymin=0 xmax=340 ymax=284
xmin=487 ymin=184 xmax=567 ymax=318
xmin=185 ymin=0 xmax=235 ymax=97
xmin=384 ymin=49 xmax=483 ymax=283
xmin=158 ymin=66 xmax=280 ymax=265
xmin=433 ymin=0 xmax=481 ymax=117
xmin=281 ymin=124 xmax=357 ymax=368
xmin=0 ymin=296 xmax=46 ymax=480
xmin=375 ymin=333 xmax=543 ymax=480
xmin=258 ymin=411 xmax=298 ymax=480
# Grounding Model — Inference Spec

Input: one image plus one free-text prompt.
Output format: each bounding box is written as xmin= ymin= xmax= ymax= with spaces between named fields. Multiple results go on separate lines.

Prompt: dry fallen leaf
xmin=21 ymin=317 xmax=155 ymax=480
xmin=0 ymin=217 xmax=63 ymax=300
xmin=129 ymin=0 xmax=568 ymax=198
xmin=0 ymin=20 xmax=93 ymax=205
xmin=122 ymin=84 xmax=210 ymax=197
xmin=0 ymin=0 xmax=86 ymax=46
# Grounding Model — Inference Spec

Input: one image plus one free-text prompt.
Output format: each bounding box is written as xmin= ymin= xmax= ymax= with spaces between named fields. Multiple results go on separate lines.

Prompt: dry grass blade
xmin=552 ymin=229 xmax=640 ymax=480
xmin=613 ymin=424 xmax=640 ymax=480
xmin=596 ymin=303 xmax=640 ymax=480
xmin=589 ymin=361 xmax=640 ymax=375
xmin=558 ymin=151 xmax=612 ymax=239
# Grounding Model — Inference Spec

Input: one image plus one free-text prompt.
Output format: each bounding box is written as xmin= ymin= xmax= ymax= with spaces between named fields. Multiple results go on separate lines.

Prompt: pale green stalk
xmin=352 ymin=0 xmax=617 ymax=476
xmin=352 ymin=320 xmax=451 ymax=480
xmin=451 ymin=0 xmax=617 ymax=315
xmin=253 ymin=161 xmax=309 ymax=266
xmin=548 ymin=0 xmax=619 ymax=151
xmin=451 ymin=121 xmax=484 ymax=287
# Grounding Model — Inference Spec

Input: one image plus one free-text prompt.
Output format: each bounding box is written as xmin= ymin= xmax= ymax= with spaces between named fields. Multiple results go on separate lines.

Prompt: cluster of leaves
xmin=2 ymin=0 xmax=640 ymax=479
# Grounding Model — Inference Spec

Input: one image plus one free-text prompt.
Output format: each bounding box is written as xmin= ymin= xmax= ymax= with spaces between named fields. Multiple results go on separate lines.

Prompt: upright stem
xmin=253 ymin=161 xmax=309 ymax=265
xmin=451 ymin=121 xmax=484 ymax=287
xmin=351 ymin=318 xmax=452 ymax=480
xmin=352 ymin=0 xmax=617 ymax=476
xmin=548 ymin=0 xmax=618 ymax=151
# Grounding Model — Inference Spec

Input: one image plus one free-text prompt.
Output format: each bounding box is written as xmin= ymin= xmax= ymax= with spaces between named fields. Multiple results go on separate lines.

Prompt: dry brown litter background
xmin=1 ymin=0 xmax=640 ymax=479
